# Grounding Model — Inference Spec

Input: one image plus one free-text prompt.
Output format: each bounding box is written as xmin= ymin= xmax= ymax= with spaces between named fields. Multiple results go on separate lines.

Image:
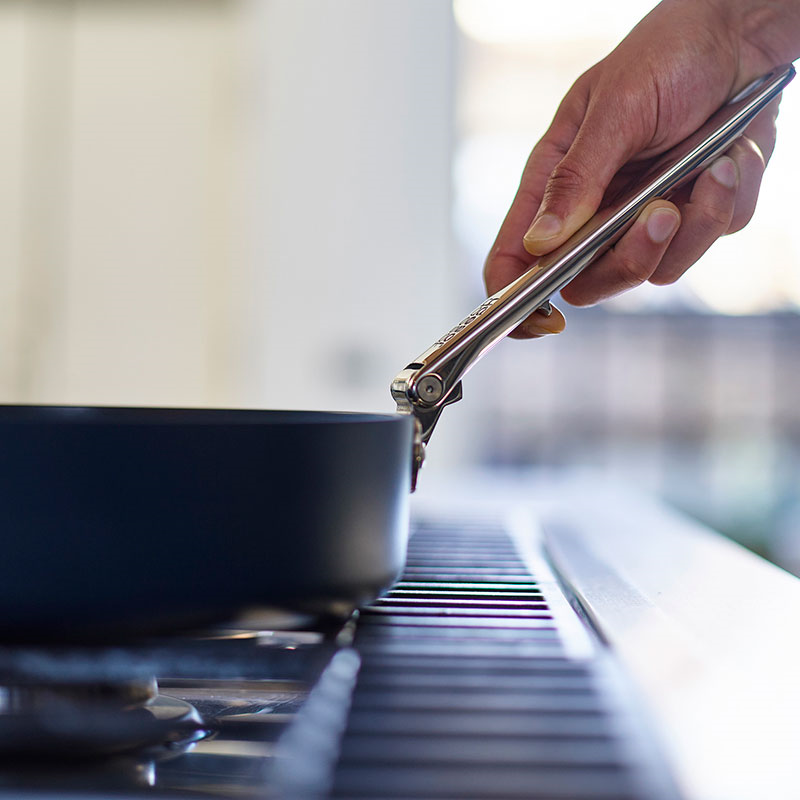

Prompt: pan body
xmin=0 ymin=406 xmax=413 ymax=639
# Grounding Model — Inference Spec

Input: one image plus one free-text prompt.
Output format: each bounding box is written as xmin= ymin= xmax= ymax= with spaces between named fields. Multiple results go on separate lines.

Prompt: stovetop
xmin=0 ymin=616 xmax=336 ymax=797
xmin=0 ymin=510 xmax=679 ymax=799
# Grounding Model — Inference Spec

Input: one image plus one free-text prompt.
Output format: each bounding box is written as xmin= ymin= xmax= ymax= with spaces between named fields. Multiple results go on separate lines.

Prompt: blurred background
xmin=2 ymin=0 xmax=800 ymax=572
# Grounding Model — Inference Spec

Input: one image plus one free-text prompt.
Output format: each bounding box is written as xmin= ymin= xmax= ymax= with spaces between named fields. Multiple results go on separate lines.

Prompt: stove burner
xmin=0 ymin=621 xmax=336 ymax=763
xmin=0 ymin=675 xmax=208 ymax=760
xmin=2 ymin=676 xmax=159 ymax=712
xmin=0 ymin=637 xmax=211 ymax=760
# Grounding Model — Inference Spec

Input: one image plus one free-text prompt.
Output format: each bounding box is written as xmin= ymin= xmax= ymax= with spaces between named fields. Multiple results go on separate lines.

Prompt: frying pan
xmin=0 ymin=66 xmax=791 ymax=639
xmin=0 ymin=406 xmax=412 ymax=638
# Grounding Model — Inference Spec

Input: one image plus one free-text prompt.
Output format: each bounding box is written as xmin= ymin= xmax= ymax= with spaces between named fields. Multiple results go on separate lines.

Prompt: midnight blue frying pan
xmin=0 ymin=406 xmax=412 ymax=639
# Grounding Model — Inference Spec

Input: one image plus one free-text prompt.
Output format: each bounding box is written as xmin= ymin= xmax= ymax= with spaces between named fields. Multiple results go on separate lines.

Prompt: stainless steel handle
xmin=394 ymin=63 xmax=795 ymax=490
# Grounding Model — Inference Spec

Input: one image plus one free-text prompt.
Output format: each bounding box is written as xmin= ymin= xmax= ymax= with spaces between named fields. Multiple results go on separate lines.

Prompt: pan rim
xmin=0 ymin=404 xmax=407 ymax=426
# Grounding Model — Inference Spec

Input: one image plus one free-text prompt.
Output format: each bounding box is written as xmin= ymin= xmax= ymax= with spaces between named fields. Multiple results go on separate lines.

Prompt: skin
xmin=485 ymin=0 xmax=800 ymax=338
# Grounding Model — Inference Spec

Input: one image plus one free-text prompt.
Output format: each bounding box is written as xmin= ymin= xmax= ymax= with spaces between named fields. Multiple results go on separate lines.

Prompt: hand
xmin=485 ymin=0 xmax=800 ymax=336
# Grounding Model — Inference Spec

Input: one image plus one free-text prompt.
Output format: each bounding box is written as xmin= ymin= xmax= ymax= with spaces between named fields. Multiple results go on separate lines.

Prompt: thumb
xmin=522 ymin=118 xmax=632 ymax=257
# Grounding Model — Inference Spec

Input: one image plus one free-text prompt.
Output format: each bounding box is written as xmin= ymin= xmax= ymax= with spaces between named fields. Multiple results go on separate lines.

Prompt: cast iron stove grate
xmin=277 ymin=518 xmax=678 ymax=799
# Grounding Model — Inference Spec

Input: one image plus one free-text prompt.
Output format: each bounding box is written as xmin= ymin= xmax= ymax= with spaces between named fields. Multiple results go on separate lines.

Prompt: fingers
xmin=491 ymin=143 xmax=742 ymax=314
xmin=486 ymin=78 xmax=780 ymax=315
xmin=561 ymin=201 xmax=681 ymax=306
xmin=648 ymin=155 xmax=740 ymax=285
xmin=499 ymin=145 xmax=744 ymax=309
xmin=722 ymin=136 xmax=765 ymax=233
xmin=522 ymin=84 xmax=643 ymax=257
xmin=563 ymin=156 xmax=738 ymax=303
xmin=485 ymin=257 xmax=567 ymax=340
xmin=483 ymin=78 xmax=591 ymax=319
xmin=513 ymin=303 xmax=567 ymax=340
xmin=561 ymin=100 xmax=779 ymax=303
xmin=485 ymin=81 xmax=590 ymax=286
xmin=726 ymin=98 xmax=778 ymax=232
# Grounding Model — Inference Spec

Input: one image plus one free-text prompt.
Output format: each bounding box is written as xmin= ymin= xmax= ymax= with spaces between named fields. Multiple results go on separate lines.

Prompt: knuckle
xmin=543 ymin=160 xmax=587 ymax=199
xmin=612 ymin=249 xmax=653 ymax=289
xmin=699 ymin=203 xmax=732 ymax=231
xmin=649 ymin=269 xmax=680 ymax=286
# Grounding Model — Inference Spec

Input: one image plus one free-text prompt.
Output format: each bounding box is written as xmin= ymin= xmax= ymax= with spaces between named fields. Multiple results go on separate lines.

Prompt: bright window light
xmin=453 ymin=0 xmax=659 ymax=45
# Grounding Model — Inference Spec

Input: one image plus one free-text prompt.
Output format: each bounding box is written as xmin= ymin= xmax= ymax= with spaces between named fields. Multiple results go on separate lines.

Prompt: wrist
xmin=708 ymin=0 xmax=800 ymax=76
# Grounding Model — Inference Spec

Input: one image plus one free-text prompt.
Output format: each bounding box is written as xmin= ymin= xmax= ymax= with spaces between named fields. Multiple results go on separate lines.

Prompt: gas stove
xmin=0 ymin=488 xmax=682 ymax=800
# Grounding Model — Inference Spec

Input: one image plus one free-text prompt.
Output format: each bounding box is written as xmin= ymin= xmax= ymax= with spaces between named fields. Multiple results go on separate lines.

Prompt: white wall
xmin=0 ymin=1 xmax=240 ymax=405
xmin=240 ymin=0 xmax=456 ymax=413
xmin=0 ymin=0 xmax=457 ymax=420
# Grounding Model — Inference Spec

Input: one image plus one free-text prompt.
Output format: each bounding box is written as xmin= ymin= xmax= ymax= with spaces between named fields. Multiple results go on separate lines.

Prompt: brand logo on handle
xmin=433 ymin=297 xmax=499 ymax=348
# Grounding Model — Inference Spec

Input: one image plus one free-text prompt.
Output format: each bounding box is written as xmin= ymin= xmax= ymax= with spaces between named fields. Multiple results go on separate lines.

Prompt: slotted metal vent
xmin=276 ymin=517 xmax=677 ymax=799
xmin=325 ymin=519 xmax=671 ymax=800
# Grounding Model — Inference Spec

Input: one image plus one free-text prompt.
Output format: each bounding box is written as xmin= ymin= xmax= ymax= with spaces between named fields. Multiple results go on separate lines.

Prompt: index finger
xmin=484 ymin=79 xmax=589 ymax=296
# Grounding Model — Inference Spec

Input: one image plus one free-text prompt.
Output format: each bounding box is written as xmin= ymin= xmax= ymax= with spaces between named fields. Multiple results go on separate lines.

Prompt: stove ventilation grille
xmin=325 ymin=518 xmax=657 ymax=799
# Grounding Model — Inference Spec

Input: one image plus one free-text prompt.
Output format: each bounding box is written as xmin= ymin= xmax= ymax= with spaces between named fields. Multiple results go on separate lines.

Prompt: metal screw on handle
xmin=417 ymin=375 xmax=444 ymax=405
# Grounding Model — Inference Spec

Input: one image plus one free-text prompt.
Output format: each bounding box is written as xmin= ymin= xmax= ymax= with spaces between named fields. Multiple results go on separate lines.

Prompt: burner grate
xmin=277 ymin=517 xmax=677 ymax=800
xmin=329 ymin=520 xmax=655 ymax=799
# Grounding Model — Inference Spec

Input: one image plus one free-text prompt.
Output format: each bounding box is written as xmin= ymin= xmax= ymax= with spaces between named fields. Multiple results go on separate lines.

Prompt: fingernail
xmin=520 ymin=309 xmax=566 ymax=337
xmin=524 ymin=213 xmax=562 ymax=245
xmin=709 ymin=156 xmax=737 ymax=189
xmin=645 ymin=207 xmax=680 ymax=244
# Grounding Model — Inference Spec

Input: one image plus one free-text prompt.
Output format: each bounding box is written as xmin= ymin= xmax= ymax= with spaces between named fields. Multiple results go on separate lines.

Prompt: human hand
xmin=485 ymin=0 xmax=800 ymax=336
